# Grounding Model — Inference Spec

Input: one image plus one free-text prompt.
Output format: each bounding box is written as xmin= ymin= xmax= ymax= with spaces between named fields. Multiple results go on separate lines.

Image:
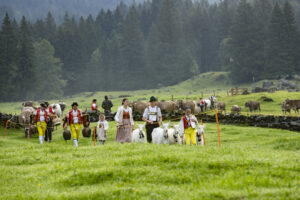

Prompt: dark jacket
xmin=102 ymin=99 xmax=113 ymax=111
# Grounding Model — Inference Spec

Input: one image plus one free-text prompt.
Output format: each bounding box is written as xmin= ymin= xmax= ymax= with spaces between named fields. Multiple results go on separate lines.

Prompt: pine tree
xmin=229 ymin=0 xmax=261 ymax=83
xmin=252 ymin=0 xmax=272 ymax=80
xmin=0 ymin=13 xmax=19 ymax=101
xmin=18 ymin=16 xmax=36 ymax=100
xmin=148 ymin=0 xmax=194 ymax=86
xmin=121 ymin=6 xmax=146 ymax=89
xmin=265 ymin=2 xmax=287 ymax=78
xmin=33 ymin=19 xmax=45 ymax=40
xmin=33 ymin=39 xmax=66 ymax=99
xmin=282 ymin=0 xmax=300 ymax=74
xmin=45 ymin=12 xmax=56 ymax=45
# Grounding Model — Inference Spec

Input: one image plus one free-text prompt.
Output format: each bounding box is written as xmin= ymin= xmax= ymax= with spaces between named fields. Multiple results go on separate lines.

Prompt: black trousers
xmin=45 ymin=128 xmax=53 ymax=141
xmin=45 ymin=120 xmax=53 ymax=141
xmin=145 ymin=123 xmax=159 ymax=143
xmin=200 ymin=105 xmax=204 ymax=112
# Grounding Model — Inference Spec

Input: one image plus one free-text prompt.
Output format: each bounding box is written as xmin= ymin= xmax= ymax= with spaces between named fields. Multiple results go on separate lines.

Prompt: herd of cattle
xmin=130 ymin=98 xmax=300 ymax=116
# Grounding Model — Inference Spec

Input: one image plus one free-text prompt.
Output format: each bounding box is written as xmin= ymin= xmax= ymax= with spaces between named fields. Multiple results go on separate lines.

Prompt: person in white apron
xmin=97 ymin=114 xmax=109 ymax=145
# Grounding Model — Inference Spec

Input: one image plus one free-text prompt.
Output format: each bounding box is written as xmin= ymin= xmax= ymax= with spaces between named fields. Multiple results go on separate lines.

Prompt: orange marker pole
xmin=28 ymin=123 xmax=30 ymax=142
xmin=215 ymin=109 xmax=221 ymax=147
xmin=3 ymin=120 xmax=9 ymax=138
xmin=200 ymin=120 xmax=206 ymax=146
xmin=93 ymin=127 xmax=96 ymax=146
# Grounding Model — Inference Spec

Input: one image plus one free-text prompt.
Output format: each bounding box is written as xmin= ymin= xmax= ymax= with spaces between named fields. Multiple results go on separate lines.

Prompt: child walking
xmin=179 ymin=107 xmax=198 ymax=145
xmin=97 ymin=114 xmax=109 ymax=145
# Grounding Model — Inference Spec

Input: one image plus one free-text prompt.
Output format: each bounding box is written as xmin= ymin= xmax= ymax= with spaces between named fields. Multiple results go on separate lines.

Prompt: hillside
xmin=0 ymin=72 xmax=299 ymax=116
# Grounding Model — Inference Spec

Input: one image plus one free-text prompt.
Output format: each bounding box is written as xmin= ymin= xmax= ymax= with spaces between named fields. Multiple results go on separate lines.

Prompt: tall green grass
xmin=0 ymin=121 xmax=299 ymax=199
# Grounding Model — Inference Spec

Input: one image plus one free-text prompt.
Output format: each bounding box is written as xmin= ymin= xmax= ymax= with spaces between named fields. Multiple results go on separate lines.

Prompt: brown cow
xmin=158 ymin=101 xmax=177 ymax=114
xmin=22 ymin=101 xmax=37 ymax=109
xmin=245 ymin=101 xmax=261 ymax=112
xmin=281 ymin=101 xmax=291 ymax=115
xmin=176 ymin=100 xmax=195 ymax=113
xmin=132 ymin=101 xmax=149 ymax=115
xmin=285 ymin=99 xmax=300 ymax=114
xmin=217 ymin=102 xmax=226 ymax=114
xmin=231 ymin=105 xmax=241 ymax=114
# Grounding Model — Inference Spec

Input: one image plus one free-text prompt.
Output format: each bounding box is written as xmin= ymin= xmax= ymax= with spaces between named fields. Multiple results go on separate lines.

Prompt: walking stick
xmin=214 ymin=109 xmax=221 ymax=147
xmin=28 ymin=123 xmax=30 ymax=142
xmin=3 ymin=120 xmax=9 ymax=138
xmin=93 ymin=127 xmax=96 ymax=146
xmin=201 ymin=120 xmax=206 ymax=146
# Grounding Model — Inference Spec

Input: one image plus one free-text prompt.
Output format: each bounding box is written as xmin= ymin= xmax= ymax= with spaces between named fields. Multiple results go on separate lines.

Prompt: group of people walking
xmin=34 ymin=96 xmax=200 ymax=147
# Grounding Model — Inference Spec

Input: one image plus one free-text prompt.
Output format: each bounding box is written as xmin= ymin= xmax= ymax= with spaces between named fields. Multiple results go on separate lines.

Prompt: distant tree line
xmin=0 ymin=0 xmax=299 ymax=101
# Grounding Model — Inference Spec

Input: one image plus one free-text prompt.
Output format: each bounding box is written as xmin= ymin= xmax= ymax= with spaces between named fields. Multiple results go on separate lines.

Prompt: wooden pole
xmin=3 ymin=120 xmax=9 ymax=138
xmin=93 ymin=127 xmax=96 ymax=146
xmin=200 ymin=120 xmax=206 ymax=146
xmin=214 ymin=109 xmax=221 ymax=147
xmin=28 ymin=123 xmax=30 ymax=142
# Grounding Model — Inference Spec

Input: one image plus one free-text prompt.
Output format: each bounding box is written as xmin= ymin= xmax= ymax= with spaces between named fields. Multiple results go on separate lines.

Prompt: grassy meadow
xmin=0 ymin=71 xmax=299 ymax=199
xmin=0 ymin=120 xmax=299 ymax=200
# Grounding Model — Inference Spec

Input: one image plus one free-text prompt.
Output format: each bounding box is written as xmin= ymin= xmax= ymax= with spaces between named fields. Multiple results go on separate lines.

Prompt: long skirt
xmin=115 ymin=119 xmax=132 ymax=143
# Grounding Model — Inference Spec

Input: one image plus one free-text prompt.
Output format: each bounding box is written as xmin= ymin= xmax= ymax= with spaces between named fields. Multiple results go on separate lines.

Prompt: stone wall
xmin=1 ymin=112 xmax=299 ymax=132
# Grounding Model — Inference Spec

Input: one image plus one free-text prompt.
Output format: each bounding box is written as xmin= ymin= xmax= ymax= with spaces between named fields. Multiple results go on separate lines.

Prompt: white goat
xmin=132 ymin=124 xmax=146 ymax=143
xmin=51 ymin=103 xmax=62 ymax=117
xmin=176 ymin=125 xmax=186 ymax=145
xmin=167 ymin=124 xmax=180 ymax=144
xmin=196 ymin=125 xmax=205 ymax=146
xmin=152 ymin=123 xmax=169 ymax=144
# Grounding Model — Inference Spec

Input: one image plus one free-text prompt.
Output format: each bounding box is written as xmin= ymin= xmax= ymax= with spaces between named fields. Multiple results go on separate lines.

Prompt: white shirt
xmin=45 ymin=107 xmax=55 ymax=114
xmin=114 ymin=106 xmax=134 ymax=126
xmin=179 ymin=115 xmax=198 ymax=136
xmin=73 ymin=110 xmax=79 ymax=124
xmin=35 ymin=110 xmax=46 ymax=122
xmin=92 ymin=103 xmax=97 ymax=109
xmin=143 ymin=106 xmax=162 ymax=122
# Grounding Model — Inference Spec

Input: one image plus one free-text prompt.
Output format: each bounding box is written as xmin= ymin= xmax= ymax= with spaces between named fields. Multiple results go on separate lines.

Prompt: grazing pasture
xmin=0 ymin=72 xmax=299 ymax=116
xmin=0 ymin=121 xmax=299 ymax=200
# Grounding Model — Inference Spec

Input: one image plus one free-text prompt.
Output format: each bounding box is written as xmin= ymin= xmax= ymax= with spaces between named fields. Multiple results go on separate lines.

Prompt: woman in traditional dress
xmin=114 ymin=98 xmax=134 ymax=143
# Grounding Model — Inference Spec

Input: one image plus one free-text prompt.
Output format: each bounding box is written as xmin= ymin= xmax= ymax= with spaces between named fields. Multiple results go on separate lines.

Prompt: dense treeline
xmin=0 ymin=0 xmax=144 ymax=22
xmin=0 ymin=0 xmax=299 ymax=101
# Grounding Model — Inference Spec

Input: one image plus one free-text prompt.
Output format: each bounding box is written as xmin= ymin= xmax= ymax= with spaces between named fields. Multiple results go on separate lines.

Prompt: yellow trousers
xmin=184 ymin=127 xmax=196 ymax=145
xmin=37 ymin=121 xmax=47 ymax=136
xmin=70 ymin=124 xmax=81 ymax=140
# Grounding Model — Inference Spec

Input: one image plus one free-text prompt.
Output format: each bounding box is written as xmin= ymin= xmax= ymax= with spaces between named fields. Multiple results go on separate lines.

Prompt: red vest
xmin=68 ymin=110 xmax=82 ymax=125
xmin=48 ymin=107 xmax=54 ymax=114
xmin=182 ymin=116 xmax=191 ymax=129
xmin=36 ymin=109 xmax=48 ymax=122
xmin=91 ymin=103 xmax=98 ymax=111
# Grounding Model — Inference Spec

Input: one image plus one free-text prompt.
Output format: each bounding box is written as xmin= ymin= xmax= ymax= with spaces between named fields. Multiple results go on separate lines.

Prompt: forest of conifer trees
xmin=0 ymin=0 xmax=299 ymax=101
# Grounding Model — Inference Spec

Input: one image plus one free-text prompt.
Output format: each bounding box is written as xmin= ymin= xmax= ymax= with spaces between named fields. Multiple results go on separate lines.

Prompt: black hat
xmin=72 ymin=102 xmax=79 ymax=107
xmin=40 ymin=103 xmax=47 ymax=108
xmin=44 ymin=102 xmax=49 ymax=106
xmin=93 ymin=99 xmax=97 ymax=102
xmin=149 ymin=96 xmax=158 ymax=102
